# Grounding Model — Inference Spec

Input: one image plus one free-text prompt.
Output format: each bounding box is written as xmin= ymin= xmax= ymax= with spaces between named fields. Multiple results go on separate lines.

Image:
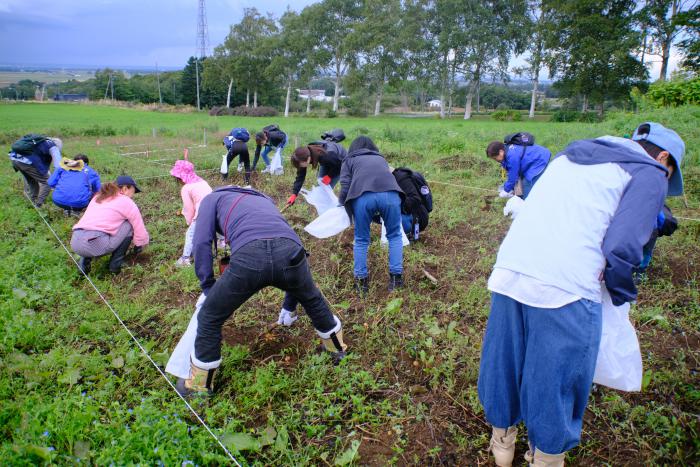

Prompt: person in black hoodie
xmin=392 ymin=167 xmax=430 ymax=239
xmin=174 ymin=186 xmax=348 ymax=397
xmin=338 ymin=136 xmax=405 ymax=293
xmin=286 ymin=141 xmax=347 ymax=206
xmin=252 ymin=125 xmax=287 ymax=173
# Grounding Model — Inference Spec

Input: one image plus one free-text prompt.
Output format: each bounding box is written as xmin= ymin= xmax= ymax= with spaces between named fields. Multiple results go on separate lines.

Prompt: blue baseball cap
xmin=116 ymin=175 xmax=142 ymax=193
xmin=632 ymin=122 xmax=685 ymax=196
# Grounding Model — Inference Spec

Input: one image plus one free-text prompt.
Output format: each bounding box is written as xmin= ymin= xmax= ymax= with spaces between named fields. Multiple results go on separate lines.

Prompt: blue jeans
xmin=478 ymin=292 xmax=602 ymax=454
xmin=521 ymin=171 xmax=543 ymax=200
xmin=352 ymin=191 xmax=403 ymax=278
xmin=401 ymin=214 xmax=413 ymax=235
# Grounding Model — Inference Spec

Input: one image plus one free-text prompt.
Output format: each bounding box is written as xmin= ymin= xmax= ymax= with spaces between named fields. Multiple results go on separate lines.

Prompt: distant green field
xmin=1 ymin=101 xmax=699 ymax=464
xmin=0 ymin=71 xmax=94 ymax=87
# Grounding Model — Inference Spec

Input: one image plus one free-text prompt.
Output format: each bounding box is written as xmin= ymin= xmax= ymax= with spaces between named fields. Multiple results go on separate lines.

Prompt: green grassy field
xmin=1 ymin=102 xmax=698 ymax=465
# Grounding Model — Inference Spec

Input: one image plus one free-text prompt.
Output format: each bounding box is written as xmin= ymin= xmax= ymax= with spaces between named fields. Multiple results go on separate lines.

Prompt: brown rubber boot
xmin=175 ymin=360 xmax=215 ymax=397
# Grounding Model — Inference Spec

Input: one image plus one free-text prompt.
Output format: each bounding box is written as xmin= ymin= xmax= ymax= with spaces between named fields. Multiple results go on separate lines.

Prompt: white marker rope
xmin=24 ymin=193 xmax=240 ymax=465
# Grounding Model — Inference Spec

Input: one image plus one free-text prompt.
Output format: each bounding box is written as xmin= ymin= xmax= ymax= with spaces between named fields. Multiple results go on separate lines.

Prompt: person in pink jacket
xmin=170 ymin=160 xmax=212 ymax=267
xmin=71 ymin=175 xmax=149 ymax=274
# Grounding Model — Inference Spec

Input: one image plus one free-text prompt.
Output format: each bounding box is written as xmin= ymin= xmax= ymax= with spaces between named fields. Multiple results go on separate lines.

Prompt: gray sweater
xmin=338 ymin=149 xmax=403 ymax=219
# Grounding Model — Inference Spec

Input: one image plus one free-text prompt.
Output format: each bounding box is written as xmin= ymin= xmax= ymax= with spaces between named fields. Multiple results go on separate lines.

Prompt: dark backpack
xmin=263 ymin=124 xmax=280 ymax=133
xmin=396 ymin=167 xmax=433 ymax=213
xmin=12 ymin=134 xmax=50 ymax=155
xmin=230 ymin=127 xmax=250 ymax=142
xmin=321 ymin=128 xmax=345 ymax=143
xmin=504 ymin=132 xmax=535 ymax=147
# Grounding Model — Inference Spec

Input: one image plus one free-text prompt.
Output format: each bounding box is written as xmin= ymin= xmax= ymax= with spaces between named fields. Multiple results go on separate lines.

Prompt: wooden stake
xmin=422 ymin=268 xmax=438 ymax=285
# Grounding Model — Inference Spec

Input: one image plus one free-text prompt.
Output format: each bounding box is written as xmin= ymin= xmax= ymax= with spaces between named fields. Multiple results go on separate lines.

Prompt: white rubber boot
xmin=490 ymin=426 xmax=518 ymax=467
xmin=529 ymin=448 xmax=566 ymax=467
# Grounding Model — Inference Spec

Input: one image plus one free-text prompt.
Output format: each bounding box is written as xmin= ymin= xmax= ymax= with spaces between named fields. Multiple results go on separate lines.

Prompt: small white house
xmin=297 ymin=89 xmax=333 ymax=103
xmin=427 ymin=99 xmax=442 ymax=109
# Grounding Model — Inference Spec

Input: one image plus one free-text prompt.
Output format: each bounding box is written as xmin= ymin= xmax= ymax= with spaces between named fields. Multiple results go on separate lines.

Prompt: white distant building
xmin=427 ymin=99 xmax=442 ymax=109
xmin=297 ymin=89 xmax=334 ymax=102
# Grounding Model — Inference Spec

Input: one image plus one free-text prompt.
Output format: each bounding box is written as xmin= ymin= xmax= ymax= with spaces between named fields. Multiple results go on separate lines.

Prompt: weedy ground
xmin=0 ymin=103 xmax=698 ymax=465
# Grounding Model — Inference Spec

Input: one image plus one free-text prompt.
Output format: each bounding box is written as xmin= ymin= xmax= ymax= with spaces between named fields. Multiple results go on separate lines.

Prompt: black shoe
xmin=355 ymin=277 xmax=369 ymax=296
xmin=388 ymin=273 xmax=404 ymax=291
xmin=78 ymin=256 xmax=92 ymax=274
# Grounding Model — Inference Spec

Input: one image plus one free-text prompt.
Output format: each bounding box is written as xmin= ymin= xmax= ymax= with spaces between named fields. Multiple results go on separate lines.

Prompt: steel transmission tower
xmin=195 ymin=0 xmax=210 ymax=110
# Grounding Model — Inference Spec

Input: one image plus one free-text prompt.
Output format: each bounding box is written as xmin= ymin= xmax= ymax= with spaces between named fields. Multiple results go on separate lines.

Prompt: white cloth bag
xmin=300 ymin=184 xmax=338 ymax=215
xmin=165 ymin=294 xmax=207 ymax=379
xmin=269 ymin=147 xmax=284 ymax=175
xmin=593 ymin=285 xmax=643 ymax=391
xmin=380 ymin=219 xmax=410 ymax=246
xmin=304 ymin=206 xmax=351 ymax=238
xmin=220 ymin=154 xmax=228 ymax=175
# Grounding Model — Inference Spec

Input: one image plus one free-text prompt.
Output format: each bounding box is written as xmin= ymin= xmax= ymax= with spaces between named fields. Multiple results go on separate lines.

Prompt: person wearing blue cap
xmin=477 ymin=123 xmax=684 ymax=467
xmin=631 ymin=122 xmax=686 ymax=281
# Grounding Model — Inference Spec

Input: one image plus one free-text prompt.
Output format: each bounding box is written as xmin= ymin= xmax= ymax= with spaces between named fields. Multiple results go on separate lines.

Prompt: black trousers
xmin=195 ymin=238 xmax=337 ymax=363
xmin=224 ymin=141 xmax=251 ymax=184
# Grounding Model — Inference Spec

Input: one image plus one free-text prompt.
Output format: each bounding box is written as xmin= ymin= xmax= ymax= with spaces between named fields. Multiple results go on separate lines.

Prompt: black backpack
xmin=11 ymin=134 xmax=50 ymax=155
xmin=504 ymin=132 xmax=535 ymax=147
xmin=396 ymin=167 xmax=433 ymax=213
xmin=263 ymin=124 xmax=280 ymax=133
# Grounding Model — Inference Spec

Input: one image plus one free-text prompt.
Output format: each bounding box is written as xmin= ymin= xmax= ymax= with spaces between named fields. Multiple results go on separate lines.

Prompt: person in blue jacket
xmin=478 ymin=123 xmax=684 ymax=467
xmin=486 ymin=135 xmax=551 ymax=199
xmin=48 ymin=154 xmax=101 ymax=215
xmin=9 ymin=136 xmax=63 ymax=207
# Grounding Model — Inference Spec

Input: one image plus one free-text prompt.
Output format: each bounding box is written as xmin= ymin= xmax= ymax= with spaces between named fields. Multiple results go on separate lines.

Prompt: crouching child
xmin=174 ymin=186 xmax=347 ymax=397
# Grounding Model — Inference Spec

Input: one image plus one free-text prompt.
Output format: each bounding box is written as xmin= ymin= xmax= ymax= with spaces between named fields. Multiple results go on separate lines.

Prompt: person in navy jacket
xmin=478 ymin=123 xmax=684 ymax=467
xmin=286 ymin=140 xmax=347 ymax=206
xmin=486 ymin=136 xmax=551 ymax=199
xmin=48 ymin=154 xmax=101 ymax=215
xmin=175 ymin=186 xmax=347 ymax=397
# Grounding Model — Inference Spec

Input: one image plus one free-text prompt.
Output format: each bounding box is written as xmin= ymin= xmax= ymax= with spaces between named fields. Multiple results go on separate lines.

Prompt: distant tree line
xmin=1 ymin=0 xmax=697 ymax=118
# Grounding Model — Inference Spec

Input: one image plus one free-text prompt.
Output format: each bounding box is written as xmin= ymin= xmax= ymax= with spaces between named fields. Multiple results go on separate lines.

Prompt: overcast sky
xmin=0 ymin=0 xmax=680 ymax=78
xmin=0 ymin=0 xmax=317 ymax=69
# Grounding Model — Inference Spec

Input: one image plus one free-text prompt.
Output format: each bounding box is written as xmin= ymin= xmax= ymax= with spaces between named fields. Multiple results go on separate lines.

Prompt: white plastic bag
xmin=380 ymin=219 xmax=410 ymax=246
xmin=304 ymin=206 xmax=351 ymax=238
xmin=300 ymin=184 xmax=338 ymax=216
xmin=269 ymin=147 xmax=284 ymax=175
xmin=593 ymin=285 xmax=643 ymax=391
xmin=503 ymin=196 xmax=524 ymax=219
xmin=220 ymin=154 xmax=228 ymax=175
xmin=165 ymin=294 xmax=207 ymax=379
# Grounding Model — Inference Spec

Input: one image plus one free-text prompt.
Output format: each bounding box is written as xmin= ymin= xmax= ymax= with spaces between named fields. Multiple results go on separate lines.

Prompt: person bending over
xmin=286 ymin=140 xmax=347 ymax=206
xmin=486 ymin=133 xmax=551 ymax=200
xmin=477 ymin=123 xmax=683 ymax=467
xmin=170 ymin=160 xmax=212 ymax=267
xmin=176 ymin=186 xmax=347 ymax=397
xmin=338 ymin=136 xmax=405 ymax=294
xmin=252 ymin=124 xmax=287 ymax=173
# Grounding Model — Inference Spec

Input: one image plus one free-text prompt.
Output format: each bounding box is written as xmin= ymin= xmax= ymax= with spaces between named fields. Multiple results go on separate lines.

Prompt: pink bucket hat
xmin=170 ymin=160 xmax=202 ymax=184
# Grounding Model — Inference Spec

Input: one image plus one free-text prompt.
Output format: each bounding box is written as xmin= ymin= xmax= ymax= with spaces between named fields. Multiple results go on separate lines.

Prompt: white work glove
xmin=503 ymin=196 xmax=525 ymax=219
xmin=237 ymin=162 xmax=244 ymax=173
xmin=498 ymin=189 xmax=514 ymax=199
xmin=277 ymin=308 xmax=298 ymax=326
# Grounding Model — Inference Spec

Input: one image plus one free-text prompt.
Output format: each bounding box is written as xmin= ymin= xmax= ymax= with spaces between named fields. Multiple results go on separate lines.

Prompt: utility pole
xmin=195 ymin=0 xmax=209 ymax=111
xmin=156 ymin=62 xmax=163 ymax=105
